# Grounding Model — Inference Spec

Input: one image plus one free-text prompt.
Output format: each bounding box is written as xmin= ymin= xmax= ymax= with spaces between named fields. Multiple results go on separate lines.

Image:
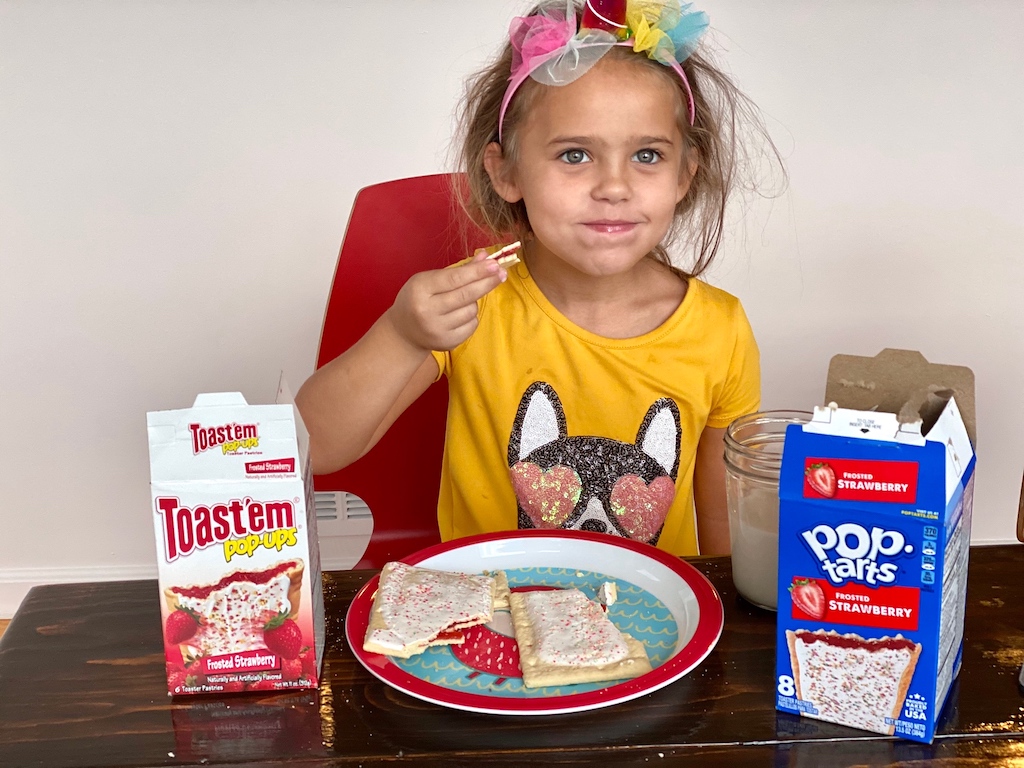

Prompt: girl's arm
xmin=693 ymin=425 xmax=731 ymax=555
xmin=296 ymin=254 xmax=506 ymax=475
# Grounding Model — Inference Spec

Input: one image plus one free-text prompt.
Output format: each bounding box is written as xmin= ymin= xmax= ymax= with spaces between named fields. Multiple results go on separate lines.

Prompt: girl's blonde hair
xmin=454 ymin=3 xmax=780 ymax=278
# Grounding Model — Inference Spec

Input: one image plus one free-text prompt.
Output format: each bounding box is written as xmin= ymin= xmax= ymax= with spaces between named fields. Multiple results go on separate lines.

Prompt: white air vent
xmin=344 ymin=495 xmax=372 ymax=520
xmin=313 ymin=491 xmax=342 ymax=521
xmin=314 ymin=491 xmax=373 ymax=569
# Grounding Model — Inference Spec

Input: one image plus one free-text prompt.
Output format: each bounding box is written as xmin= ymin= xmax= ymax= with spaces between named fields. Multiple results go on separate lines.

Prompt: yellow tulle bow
xmin=627 ymin=0 xmax=683 ymax=65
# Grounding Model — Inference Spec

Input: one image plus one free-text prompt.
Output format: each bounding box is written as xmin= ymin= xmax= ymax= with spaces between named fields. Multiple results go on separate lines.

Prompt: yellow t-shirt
xmin=430 ymin=261 xmax=760 ymax=556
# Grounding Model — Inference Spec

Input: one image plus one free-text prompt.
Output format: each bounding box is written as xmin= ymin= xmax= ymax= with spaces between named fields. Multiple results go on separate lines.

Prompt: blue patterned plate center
xmin=392 ymin=566 xmax=679 ymax=698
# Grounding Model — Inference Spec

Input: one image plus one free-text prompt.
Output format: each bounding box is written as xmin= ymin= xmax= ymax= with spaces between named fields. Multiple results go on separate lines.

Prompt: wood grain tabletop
xmin=1 ymin=546 xmax=1022 ymax=767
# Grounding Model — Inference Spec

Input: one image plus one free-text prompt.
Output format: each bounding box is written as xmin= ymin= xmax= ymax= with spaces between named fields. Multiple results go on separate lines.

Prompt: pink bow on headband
xmin=499 ymin=8 xmax=618 ymax=142
xmin=500 ymin=12 xmax=576 ymax=141
xmin=510 ymin=11 xmax=577 ymax=77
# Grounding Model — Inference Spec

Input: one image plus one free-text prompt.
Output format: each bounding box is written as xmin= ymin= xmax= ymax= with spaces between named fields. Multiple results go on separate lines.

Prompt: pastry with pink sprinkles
xmin=509 ymin=588 xmax=651 ymax=688
xmin=363 ymin=562 xmax=509 ymax=658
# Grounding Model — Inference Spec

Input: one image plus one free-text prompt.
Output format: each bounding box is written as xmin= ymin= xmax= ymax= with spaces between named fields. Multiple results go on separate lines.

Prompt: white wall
xmin=2 ymin=1 xmax=1022 ymax=615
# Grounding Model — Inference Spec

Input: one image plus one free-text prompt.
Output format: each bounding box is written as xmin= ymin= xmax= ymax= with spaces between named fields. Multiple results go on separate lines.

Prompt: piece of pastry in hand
xmin=486 ymin=240 xmax=521 ymax=268
xmin=509 ymin=588 xmax=652 ymax=688
xmin=363 ymin=562 xmax=509 ymax=658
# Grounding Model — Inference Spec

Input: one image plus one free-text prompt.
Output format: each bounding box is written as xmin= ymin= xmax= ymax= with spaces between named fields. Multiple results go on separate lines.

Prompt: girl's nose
xmin=591 ymin=159 xmax=631 ymax=203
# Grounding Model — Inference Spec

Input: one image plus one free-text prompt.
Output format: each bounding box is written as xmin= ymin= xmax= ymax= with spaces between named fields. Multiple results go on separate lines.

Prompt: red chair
xmin=313 ymin=174 xmax=492 ymax=569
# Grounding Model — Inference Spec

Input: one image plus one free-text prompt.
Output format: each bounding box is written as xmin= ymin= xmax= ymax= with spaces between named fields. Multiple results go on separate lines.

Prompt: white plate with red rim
xmin=345 ymin=529 xmax=724 ymax=715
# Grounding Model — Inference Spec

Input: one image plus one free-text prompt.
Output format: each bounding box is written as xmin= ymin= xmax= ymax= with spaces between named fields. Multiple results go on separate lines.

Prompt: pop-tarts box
xmin=775 ymin=349 xmax=976 ymax=743
xmin=148 ymin=378 xmax=325 ymax=696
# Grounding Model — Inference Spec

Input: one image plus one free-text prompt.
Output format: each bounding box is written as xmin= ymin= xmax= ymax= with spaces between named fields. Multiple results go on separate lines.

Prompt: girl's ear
xmin=676 ymin=148 xmax=699 ymax=204
xmin=484 ymin=142 xmax=523 ymax=203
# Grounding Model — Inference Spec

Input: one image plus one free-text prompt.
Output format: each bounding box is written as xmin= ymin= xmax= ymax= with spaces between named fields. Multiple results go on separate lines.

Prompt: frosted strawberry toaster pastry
xmin=508 ymin=588 xmax=651 ymax=688
xmin=363 ymin=562 xmax=509 ymax=658
xmin=148 ymin=388 xmax=324 ymax=697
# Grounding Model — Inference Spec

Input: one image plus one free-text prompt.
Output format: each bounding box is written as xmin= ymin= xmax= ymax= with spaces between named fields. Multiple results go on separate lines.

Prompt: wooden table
xmin=1 ymin=545 xmax=1023 ymax=767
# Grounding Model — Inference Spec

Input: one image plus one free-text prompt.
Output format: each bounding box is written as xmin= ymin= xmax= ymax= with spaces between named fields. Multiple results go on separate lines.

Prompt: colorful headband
xmin=498 ymin=0 xmax=709 ymax=142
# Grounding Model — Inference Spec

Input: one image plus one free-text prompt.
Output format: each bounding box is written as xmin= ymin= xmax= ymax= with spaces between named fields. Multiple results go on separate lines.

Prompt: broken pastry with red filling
xmin=363 ymin=561 xmax=509 ymax=658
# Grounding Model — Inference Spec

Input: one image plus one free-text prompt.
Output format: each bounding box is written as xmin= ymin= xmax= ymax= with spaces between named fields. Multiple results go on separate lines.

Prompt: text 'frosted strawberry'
xmin=803 ymin=458 xmax=918 ymax=503
xmin=802 ymin=523 xmax=914 ymax=586
xmin=156 ymin=496 xmax=296 ymax=563
xmin=189 ymin=422 xmax=260 ymax=455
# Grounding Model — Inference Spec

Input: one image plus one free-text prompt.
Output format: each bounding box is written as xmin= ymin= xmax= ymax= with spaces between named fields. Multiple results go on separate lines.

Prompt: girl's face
xmin=486 ymin=56 xmax=694 ymax=280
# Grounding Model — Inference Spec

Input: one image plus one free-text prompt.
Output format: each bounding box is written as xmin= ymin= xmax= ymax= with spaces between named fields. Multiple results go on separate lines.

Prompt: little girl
xmin=297 ymin=0 xmax=772 ymax=556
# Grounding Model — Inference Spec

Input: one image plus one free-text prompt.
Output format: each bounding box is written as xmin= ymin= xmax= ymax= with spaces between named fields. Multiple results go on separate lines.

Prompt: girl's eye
xmin=633 ymin=149 xmax=662 ymax=164
xmin=559 ymin=149 xmax=590 ymax=165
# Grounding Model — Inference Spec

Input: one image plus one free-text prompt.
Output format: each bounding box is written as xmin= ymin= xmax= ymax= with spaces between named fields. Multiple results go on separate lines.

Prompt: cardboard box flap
xmin=929 ymin=395 xmax=974 ymax=496
xmin=193 ymin=392 xmax=248 ymax=408
xmin=803 ymin=405 xmax=909 ymax=442
xmin=147 ymin=397 xmax=303 ymax=484
xmin=824 ymin=349 xmax=976 ymax=446
xmin=897 ymin=385 xmax=956 ymax=439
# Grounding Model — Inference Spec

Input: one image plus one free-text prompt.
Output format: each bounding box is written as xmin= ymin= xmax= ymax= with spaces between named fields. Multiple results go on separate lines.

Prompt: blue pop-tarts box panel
xmin=774 ymin=397 xmax=975 ymax=744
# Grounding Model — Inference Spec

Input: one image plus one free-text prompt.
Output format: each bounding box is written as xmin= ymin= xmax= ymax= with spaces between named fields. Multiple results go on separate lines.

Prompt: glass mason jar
xmin=724 ymin=410 xmax=811 ymax=610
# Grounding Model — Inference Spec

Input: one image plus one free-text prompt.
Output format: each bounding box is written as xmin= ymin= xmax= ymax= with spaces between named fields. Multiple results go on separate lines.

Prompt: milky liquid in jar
xmin=724 ymin=411 xmax=810 ymax=610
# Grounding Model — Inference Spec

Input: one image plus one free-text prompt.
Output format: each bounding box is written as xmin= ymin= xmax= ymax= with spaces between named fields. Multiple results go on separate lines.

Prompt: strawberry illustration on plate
xmin=790 ymin=578 xmax=826 ymax=620
xmin=805 ymin=462 xmax=837 ymax=498
xmin=450 ymin=608 xmax=522 ymax=684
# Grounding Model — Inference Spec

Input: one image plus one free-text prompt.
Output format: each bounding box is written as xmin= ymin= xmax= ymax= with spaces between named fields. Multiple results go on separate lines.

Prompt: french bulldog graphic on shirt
xmin=508 ymin=381 xmax=681 ymax=545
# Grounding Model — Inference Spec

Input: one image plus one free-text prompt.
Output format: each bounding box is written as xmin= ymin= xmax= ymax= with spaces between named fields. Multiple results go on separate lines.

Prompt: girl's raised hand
xmin=385 ymin=249 xmax=507 ymax=353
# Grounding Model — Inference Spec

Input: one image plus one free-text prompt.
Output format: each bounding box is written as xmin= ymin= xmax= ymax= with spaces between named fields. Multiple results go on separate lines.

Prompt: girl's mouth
xmin=582 ymin=220 xmax=638 ymax=235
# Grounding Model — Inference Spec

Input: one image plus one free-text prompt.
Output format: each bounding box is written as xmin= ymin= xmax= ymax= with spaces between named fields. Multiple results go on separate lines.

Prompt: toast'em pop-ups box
xmin=148 ymin=383 xmax=325 ymax=696
xmin=775 ymin=350 xmax=976 ymax=743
